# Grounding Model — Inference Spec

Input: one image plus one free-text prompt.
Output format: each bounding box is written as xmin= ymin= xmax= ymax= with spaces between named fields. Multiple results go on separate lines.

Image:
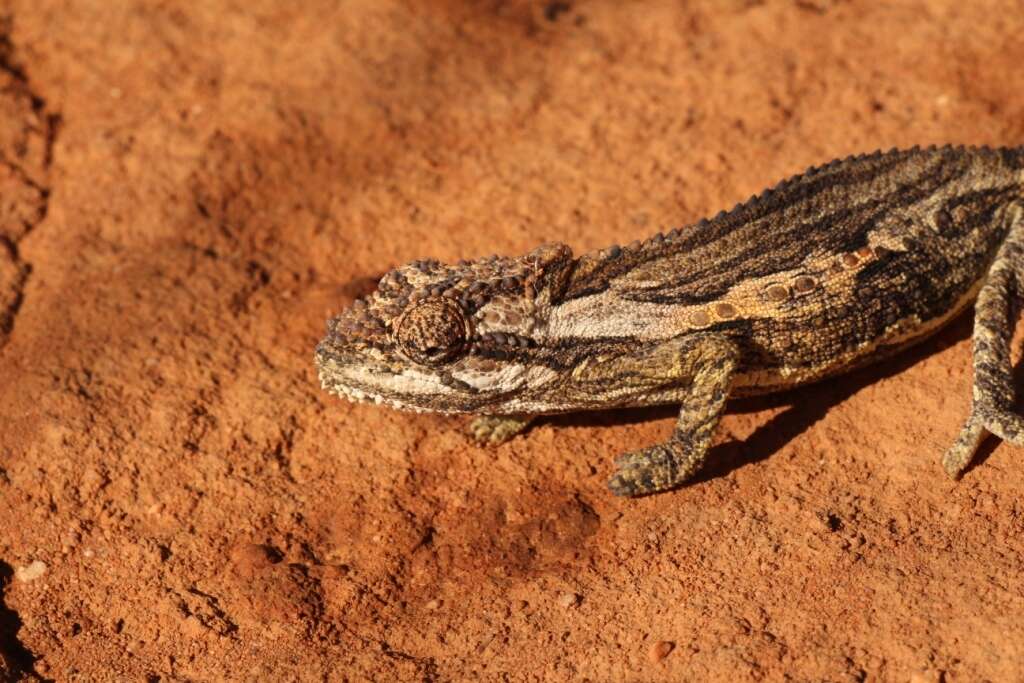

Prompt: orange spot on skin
xmin=766 ymin=284 xmax=789 ymax=302
xmin=715 ymin=302 xmax=737 ymax=318
xmin=794 ymin=276 xmax=816 ymax=293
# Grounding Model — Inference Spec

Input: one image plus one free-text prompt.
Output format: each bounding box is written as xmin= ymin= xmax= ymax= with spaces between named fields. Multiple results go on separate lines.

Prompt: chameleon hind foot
xmin=943 ymin=205 xmax=1024 ymax=477
xmin=977 ymin=403 xmax=1024 ymax=446
xmin=943 ymin=406 xmax=1024 ymax=477
xmin=942 ymin=413 xmax=987 ymax=477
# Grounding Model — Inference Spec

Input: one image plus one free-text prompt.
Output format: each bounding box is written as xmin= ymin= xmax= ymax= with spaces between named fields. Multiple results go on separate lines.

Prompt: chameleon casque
xmin=316 ymin=145 xmax=1024 ymax=496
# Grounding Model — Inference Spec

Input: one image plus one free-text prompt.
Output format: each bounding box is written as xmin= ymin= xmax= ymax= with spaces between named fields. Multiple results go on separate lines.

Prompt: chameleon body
xmin=316 ymin=145 xmax=1024 ymax=496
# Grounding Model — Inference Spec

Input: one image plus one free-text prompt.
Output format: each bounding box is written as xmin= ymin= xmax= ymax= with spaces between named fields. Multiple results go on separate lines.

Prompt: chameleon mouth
xmin=315 ymin=351 xmax=479 ymax=414
xmin=318 ymin=369 xmax=434 ymax=414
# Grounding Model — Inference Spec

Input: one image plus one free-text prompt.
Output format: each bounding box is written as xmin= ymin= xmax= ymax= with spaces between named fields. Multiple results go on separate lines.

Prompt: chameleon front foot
xmin=468 ymin=414 xmax=534 ymax=446
xmin=607 ymin=438 xmax=705 ymax=497
xmin=607 ymin=335 xmax=739 ymax=496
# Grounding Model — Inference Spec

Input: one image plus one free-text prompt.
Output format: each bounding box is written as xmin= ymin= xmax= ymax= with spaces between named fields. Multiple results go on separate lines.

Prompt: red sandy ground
xmin=2 ymin=1 xmax=1023 ymax=680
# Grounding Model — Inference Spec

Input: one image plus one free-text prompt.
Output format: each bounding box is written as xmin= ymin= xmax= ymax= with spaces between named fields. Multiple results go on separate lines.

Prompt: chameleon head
xmin=315 ymin=243 xmax=576 ymax=414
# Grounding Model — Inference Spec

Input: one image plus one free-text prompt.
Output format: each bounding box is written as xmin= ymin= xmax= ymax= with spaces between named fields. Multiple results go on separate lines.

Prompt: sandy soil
xmin=2 ymin=1 xmax=1024 ymax=680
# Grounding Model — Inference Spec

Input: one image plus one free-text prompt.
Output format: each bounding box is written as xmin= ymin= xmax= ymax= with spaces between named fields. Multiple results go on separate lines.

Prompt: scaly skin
xmin=315 ymin=145 xmax=1024 ymax=496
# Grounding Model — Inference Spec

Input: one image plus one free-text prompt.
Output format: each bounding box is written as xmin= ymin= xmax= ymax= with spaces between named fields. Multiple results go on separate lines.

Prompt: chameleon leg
xmin=607 ymin=337 xmax=739 ymax=497
xmin=943 ymin=209 xmax=1024 ymax=476
xmin=468 ymin=414 xmax=535 ymax=445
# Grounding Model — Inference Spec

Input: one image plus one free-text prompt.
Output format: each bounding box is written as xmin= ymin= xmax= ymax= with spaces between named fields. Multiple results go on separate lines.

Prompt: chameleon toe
xmin=607 ymin=443 xmax=688 ymax=496
xmin=607 ymin=468 xmax=657 ymax=497
xmin=467 ymin=415 xmax=534 ymax=445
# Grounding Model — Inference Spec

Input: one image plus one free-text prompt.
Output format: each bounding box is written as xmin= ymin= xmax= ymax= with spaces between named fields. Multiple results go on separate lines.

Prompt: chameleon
xmin=315 ymin=144 xmax=1024 ymax=496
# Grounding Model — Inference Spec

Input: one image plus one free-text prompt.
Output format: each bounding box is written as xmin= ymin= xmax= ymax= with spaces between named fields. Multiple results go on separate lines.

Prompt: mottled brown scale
xmin=317 ymin=145 xmax=1024 ymax=498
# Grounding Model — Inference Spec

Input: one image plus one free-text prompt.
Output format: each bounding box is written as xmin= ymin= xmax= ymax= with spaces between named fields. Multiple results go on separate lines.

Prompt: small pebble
xmin=558 ymin=592 xmax=580 ymax=608
xmin=648 ymin=640 xmax=675 ymax=663
xmin=15 ymin=560 xmax=47 ymax=583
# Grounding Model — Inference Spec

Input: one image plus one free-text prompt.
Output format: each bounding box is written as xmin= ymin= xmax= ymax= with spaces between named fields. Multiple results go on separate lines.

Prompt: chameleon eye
xmin=394 ymin=298 xmax=469 ymax=365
